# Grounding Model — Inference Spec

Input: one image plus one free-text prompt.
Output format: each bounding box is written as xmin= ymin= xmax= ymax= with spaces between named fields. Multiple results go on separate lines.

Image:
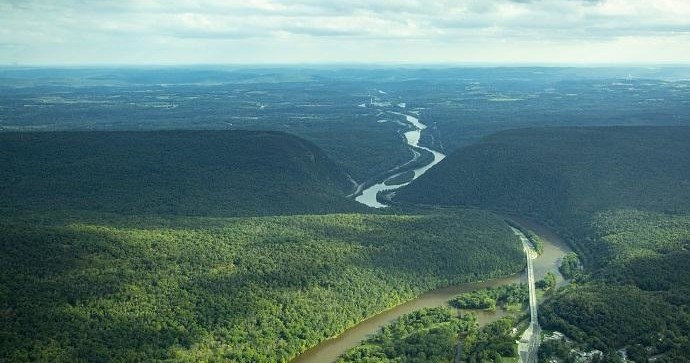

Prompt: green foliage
xmin=461 ymin=316 xmax=518 ymax=362
xmin=538 ymin=339 xmax=572 ymax=363
xmin=536 ymin=272 xmax=556 ymax=290
xmin=336 ymin=307 xmax=475 ymax=363
xmin=539 ymin=208 xmax=690 ymax=358
xmin=0 ymin=70 xmax=419 ymax=182
xmin=0 ymin=210 xmax=524 ymax=362
xmin=559 ymin=253 xmax=581 ymax=280
xmin=338 ymin=308 xmax=520 ymax=363
xmin=449 ymin=284 xmax=528 ymax=310
xmin=540 ymin=283 xmax=688 ymax=354
xmin=590 ymin=209 xmax=690 ymax=286
xmin=395 ymin=126 xmax=690 ymax=359
xmin=451 ymin=293 xmax=496 ymax=310
xmin=5 ymin=68 xmax=690 ymax=181
xmin=505 ymin=219 xmax=543 ymax=254
xmin=0 ymin=130 xmax=364 ymax=217
xmin=396 ymin=126 xmax=690 ymax=240
xmin=526 ymin=231 xmax=544 ymax=255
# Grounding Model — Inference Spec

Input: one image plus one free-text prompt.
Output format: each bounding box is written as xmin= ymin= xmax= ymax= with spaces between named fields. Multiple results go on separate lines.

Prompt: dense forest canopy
xmin=395 ymin=126 xmax=690 ymax=360
xmin=3 ymin=68 xmax=690 ymax=183
xmin=0 ymin=128 xmax=529 ymax=362
xmin=395 ymin=126 xmax=690 ymax=227
xmin=0 ymin=130 xmax=363 ymax=217
xmin=0 ymin=211 xmax=524 ymax=362
xmin=3 ymin=66 xmax=690 ymax=362
xmin=338 ymin=306 xmax=521 ymax=363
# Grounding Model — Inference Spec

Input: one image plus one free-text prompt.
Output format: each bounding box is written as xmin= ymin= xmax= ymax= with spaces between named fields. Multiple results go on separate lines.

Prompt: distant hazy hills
xmin=395 ymin=126 xmax=690 ymax=224
xmin=0 ymin=130 xmax=362 ymax=216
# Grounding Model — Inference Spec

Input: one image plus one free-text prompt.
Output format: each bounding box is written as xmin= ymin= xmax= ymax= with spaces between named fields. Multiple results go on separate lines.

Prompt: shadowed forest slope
xmin=0 ymin=130 xmax=362 ymax=216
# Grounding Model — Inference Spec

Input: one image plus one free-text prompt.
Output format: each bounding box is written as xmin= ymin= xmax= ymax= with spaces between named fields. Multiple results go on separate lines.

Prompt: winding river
xmin=291 ymin=221 xmax=572 ymax=363
xmin=302 ymin=99 xmax=570 ymax=362
xmin=354 ymin=112 xmax=445 ymax=208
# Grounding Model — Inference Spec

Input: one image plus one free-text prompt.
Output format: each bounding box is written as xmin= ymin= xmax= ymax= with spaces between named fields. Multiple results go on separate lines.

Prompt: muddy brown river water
xmin=291 ymin=220 xmax=571 ymax=363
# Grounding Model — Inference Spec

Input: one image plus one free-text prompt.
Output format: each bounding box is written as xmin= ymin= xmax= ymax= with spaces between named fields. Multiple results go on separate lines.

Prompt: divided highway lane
xmin=511 ymin=227 xmax=540 ymax=363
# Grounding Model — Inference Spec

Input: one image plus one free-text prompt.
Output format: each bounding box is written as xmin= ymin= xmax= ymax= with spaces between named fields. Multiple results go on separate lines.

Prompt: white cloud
xmin=1 ymin=0 xmax=689 ymax=64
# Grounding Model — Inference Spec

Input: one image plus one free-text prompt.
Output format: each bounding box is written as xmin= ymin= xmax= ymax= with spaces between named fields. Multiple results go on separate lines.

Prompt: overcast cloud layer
xmin=1 ymin=0 xmax=690 ymax=65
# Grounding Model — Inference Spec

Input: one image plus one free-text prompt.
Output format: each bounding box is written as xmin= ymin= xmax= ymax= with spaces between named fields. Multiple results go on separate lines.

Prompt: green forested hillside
xmin=539 ymin=210 xmax=690 ymax=360
xmin=394 ymin=126 xmax=690 ymax=360
xmin=0 ymin=211 xmax=524 ymax=362
xmin=395 ymin=126 xmax=690 ymax=227
xmin=0 ymin=130 xmax=361 ymax=216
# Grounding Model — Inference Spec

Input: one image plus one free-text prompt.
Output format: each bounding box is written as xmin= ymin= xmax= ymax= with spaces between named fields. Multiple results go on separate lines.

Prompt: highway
xmin=294 ymin=223 xmax=570 ymax=363
xmin=511 ymin=227 xmax=540 ymax=363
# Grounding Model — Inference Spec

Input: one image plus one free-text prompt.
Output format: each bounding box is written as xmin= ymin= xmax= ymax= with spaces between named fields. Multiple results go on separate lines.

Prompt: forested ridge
xmin=539 ymin=210 xmax=690 ymax=361
xmin=5 ymin=123 xmax=689 ymax=361
xmin=0 ymin=130 xmax=362 ymax=217
xmin=0 ymin=210 xmax=525 ymax=362
xmin=0 ymin=129 xmax=533 ymax=362
xmin=395 ymin=126 xmax=690 ymax=361
xmin=395 ymin=126 xmax=690 ymax=228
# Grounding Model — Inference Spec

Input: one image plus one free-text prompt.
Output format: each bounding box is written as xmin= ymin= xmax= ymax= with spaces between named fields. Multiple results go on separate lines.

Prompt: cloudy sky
xmin=1 ymin=0 xmax=690 ymax=65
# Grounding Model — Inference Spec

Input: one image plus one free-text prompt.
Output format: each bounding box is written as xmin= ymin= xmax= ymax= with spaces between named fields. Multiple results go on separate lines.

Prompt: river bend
xmin=291 ymin=222 xmax=571 ymax=363
xmin=355 ymin=111 xmax=445 ymax=208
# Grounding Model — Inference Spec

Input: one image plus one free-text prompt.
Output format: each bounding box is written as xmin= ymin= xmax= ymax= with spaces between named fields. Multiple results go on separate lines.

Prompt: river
xmin=291 ymin=221 xmax=572 ymax=363
xmin=354 ymin=112 xmax=445 ymax=208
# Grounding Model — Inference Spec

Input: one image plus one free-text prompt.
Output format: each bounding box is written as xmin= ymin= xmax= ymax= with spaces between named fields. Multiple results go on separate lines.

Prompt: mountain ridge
xmin=0 ymin=129 xmax=362 ymax=217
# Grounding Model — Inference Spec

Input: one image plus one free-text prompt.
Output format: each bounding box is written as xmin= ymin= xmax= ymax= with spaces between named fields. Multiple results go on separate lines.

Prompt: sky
xmin=1 ymin=0 xmax=690 ymax=65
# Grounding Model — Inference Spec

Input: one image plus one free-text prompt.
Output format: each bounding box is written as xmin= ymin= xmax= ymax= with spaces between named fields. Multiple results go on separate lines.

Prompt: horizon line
xmin=2 ymin=62 xmax=690 ymax=69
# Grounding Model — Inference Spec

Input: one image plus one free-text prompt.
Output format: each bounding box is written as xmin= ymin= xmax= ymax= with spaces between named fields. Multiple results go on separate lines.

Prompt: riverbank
xmin=355 ymin=111 xmax=445 ymax=208
xmin=290 ymin=220 xmax=571 ymax=363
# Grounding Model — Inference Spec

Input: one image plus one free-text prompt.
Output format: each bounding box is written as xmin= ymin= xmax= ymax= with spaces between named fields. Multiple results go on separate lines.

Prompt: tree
xmin=537 ymin=272 xmax=556 ymax=290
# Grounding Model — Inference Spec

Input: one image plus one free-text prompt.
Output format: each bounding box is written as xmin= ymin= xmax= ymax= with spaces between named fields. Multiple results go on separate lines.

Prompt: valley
xmin=395 ymin=126 xmax=690 ymax=361
xmin=355 ymin=109 xmax=446 ymax=208
xmin=3 ymin=0 xmax=690 ymax=360
xmin=293 ymin=221 xmax=569 ymax=363
xmin=1 ymin=67 xmax=689 ymax=363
